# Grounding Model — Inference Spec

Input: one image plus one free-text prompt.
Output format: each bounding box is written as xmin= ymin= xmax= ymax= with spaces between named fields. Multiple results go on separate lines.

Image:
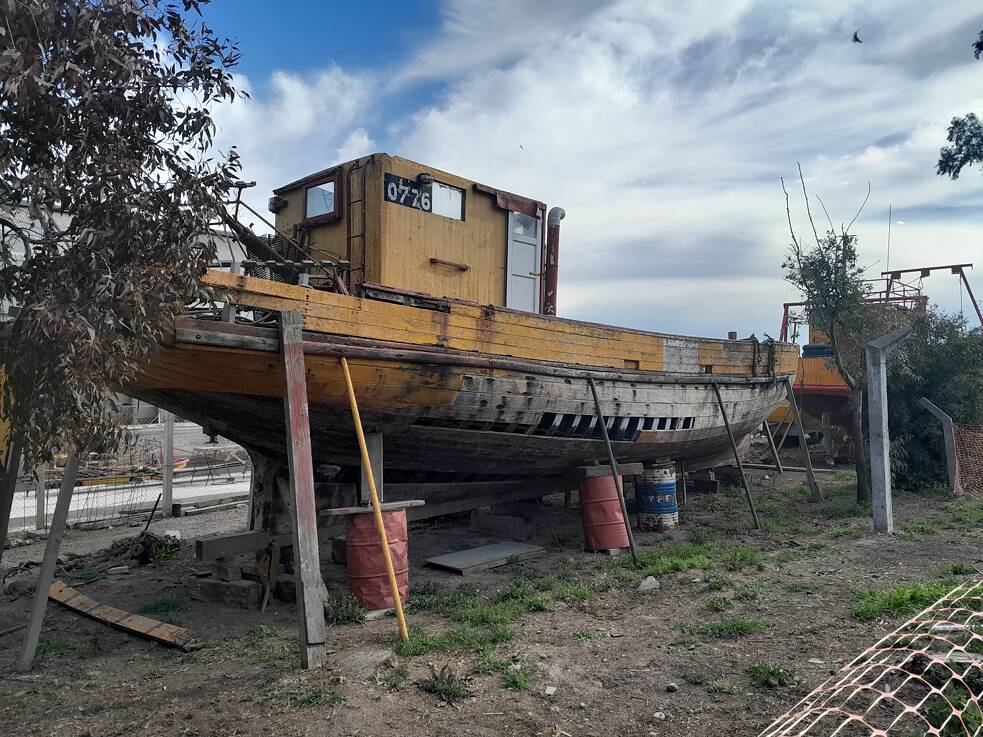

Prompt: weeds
xmin=419 ymin=664 xmax=471 ymax=704
xmin=376 ymin=665 xmax=408 ymax=691
xmin=707 ymin=679 xmax=739 ymax=694
xmin=603 ymin=543 xmax=713 ymax=577
xmin=294 ymin=686 xmax=345 ymax=707
xmin=392 ymin=624 xmax=514 ymax=658
xmin=781 ymin=579 xmax=814 ymax=593
xmin=774 ymin=544 xmax=831 ymax=563
xmin=324 ymin=594 xmax=366 ymax=625
xmin=734 ymin=583 xmax=763 ymax=605
xmin=572 ymin=629 xmax=602 ymax=642
xmin=948 ymin=563 xmax=977 ymax=576
xmin=473 ymin=648 xmax=511 ymax=675
xmin=898 ymin=521 xmax=939 ymax=538
xmin=35 ymin=641 xmax=78 ymax=660
xmin=224 ymin=625 xmax=297 ymax=663
xmin=747 ymin=663 xmax=794 ymax=687
xmin=681 ymin=618 xmax=766 ymax=640
xmin=704 ymin=595 xmax=732 ymax=612
xmin=502 ymin=666 xmax=532 ymax=691
xmin=136 ymin=597 xmax=187 ymax=623
xmin=719 ymin=546 xmax=765 ymax=572
xmin=851 ymin=582 xmax=951 ymax=621
xmin=705 ymin=573 xmax=733 ymax=591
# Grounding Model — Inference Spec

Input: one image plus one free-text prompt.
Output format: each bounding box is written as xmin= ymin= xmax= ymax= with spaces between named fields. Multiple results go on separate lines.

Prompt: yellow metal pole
xmin=339 ymin=357 xmax=409 ymax=641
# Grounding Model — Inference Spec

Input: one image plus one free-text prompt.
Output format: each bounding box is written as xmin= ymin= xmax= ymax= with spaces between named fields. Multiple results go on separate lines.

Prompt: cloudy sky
xmin=204 ymin=0 xmax=983 ymax=340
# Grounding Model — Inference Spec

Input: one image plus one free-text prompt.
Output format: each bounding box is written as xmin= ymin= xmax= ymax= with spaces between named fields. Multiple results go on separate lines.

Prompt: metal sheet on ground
xmin=425 ymin=542 xmax=545 ymax=575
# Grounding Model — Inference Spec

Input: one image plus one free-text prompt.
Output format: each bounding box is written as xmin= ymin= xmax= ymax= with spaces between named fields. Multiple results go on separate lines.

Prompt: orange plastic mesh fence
xmin=760 ymin=578 xmax=983 ymax=737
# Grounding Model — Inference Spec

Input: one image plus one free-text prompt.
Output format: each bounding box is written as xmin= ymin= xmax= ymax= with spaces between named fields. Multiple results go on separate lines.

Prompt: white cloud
xmin=213 ymin=0 xmax=983 ymax=335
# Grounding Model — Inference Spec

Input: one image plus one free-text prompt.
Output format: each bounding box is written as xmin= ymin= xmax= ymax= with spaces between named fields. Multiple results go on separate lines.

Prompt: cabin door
xmin=506 ymin=211 xmax=542 ymax=313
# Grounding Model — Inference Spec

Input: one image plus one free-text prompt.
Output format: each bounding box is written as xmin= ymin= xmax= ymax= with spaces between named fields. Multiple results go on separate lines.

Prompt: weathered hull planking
xmin=122 ymin=271 xmax=799 ymax=478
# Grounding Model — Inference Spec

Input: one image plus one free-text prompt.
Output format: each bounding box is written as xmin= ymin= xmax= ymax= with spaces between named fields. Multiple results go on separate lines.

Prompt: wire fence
xmin=760 ymin=578 xmax=983 ymax=737
xmin=8 ymin=421 xmax=251 ymax=532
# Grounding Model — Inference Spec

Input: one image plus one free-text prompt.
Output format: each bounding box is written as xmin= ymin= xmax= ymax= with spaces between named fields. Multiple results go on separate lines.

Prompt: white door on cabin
xmin=506 ymin=211 xmax=542 ymax=313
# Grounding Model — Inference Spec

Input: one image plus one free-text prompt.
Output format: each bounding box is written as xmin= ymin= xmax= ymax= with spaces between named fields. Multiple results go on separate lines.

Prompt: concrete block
xmin=210 ymin=561 xmax=242 ymax=581
xmin=189 ymin=577 xmax=262 ymax=610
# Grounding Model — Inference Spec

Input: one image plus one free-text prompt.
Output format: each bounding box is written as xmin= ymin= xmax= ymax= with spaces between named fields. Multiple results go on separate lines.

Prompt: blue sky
xmin=203 ymin=1 xmax=983 ymax=339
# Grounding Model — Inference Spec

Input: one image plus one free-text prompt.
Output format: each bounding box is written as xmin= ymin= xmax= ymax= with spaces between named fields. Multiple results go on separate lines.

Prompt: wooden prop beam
xmin=279 ymin=311 xmax=328 ymax=668
xmin=711 ymin=384 xmax=760 ymax=530
xmin=783 ymin=378 xmax=823 ymax=501
xmin=587 ymin=376 xmax=638 ymax=564
xmin=0 ymin=438 xmax=21 ymax=565
xmin=918 ymin=398 xmax=958 ymax=493
xmin=17 ymin=452 xmax=80 ymax=672
xmin=48 ymin=580 xmax=201 ymax=650
xmin=341 ymin=356 xmax=409 ymax=640
xmin=359 ymin=432 xmax=384 ymax=505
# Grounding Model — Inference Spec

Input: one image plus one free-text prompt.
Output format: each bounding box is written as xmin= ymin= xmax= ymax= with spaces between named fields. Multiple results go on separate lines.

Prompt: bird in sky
xmin=853 ymin=29 xmax=863 ymax=43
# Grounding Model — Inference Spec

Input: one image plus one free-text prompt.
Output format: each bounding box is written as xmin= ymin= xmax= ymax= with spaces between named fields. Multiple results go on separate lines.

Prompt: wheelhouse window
xmin=432 ymin=181 xmax=464 ymax=220
xmin=300 ymin=169 xmax=342 ymax=225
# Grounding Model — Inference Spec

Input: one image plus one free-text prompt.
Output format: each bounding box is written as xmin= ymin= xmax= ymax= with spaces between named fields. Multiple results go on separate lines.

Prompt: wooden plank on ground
xmin=426 ymin=542 xmax=545 ymax=575
xmin=280 ymin=310 xmax=328 ymax=669
xmin=48 ymin=580 xmax=201 ymax=651
xmin=577 ymin=463 xmax=644 ymax=478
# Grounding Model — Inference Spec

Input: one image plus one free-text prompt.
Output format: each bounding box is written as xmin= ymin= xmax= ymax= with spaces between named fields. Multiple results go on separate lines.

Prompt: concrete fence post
xmin=161 ymin=411 xmax=174 ymax=518
xmin=865 ymin=327 xmax=913 ymax=534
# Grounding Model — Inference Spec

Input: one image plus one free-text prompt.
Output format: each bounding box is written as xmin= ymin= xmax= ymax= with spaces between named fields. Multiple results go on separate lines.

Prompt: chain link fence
xmin=7 ymin=418 xmax=250 ymax=532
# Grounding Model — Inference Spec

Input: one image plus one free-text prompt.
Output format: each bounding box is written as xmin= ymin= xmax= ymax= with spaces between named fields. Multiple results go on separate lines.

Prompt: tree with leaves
xmin=0 ymin=0 xmax=242 ymax=466
xmin=937 ymin=30 xmax=983 ymax=178
xmin=781 ymin=166 xmax=877 ymax=503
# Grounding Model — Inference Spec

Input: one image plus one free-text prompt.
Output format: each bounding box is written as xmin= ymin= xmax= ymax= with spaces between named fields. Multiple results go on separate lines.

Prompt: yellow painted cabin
xmin=268 ymin=153 xmax=551 ymax=312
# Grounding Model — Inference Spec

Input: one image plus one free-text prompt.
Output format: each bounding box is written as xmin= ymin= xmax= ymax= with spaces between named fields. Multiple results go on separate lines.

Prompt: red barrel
xmin=579 ymin=476 xmax=629 ymax=551
xmin=346 ymin=510 xmax=409 ymax=610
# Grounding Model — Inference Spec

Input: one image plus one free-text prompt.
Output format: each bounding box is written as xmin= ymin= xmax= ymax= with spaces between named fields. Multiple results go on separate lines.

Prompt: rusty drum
xmin=579 ymin=475 xmax=629 ymax=552
xmin=346 ymin=510 xmax=409 ymax=610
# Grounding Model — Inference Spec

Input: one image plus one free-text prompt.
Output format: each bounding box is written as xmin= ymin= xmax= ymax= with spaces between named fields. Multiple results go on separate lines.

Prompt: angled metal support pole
xmin=783 ymin=378 xmax=823 ymax=501
xmin=918 ymin=398 xmax=959 ymax=494
xmin=761 ymin=420 xmax=784 ymax=474
xmin=587 ymin=376 xmax=638 ymax=564
xmin=865 ymin=327 xmax=914 ymax=534
xmin=279 ymin=311 xmax=328 ymax=668
xmin=18 ymin=451 xmax=79 ymax=672
xmin=711 ymin=383 xmax=760 ymax=529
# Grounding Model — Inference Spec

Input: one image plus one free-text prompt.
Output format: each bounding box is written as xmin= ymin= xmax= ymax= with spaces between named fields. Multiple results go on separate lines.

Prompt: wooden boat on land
xmin=123 ymin=154 xmax=799 ymax=483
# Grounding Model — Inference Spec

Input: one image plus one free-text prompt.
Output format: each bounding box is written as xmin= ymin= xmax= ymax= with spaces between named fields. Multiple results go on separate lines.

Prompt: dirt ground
xmin=1 ymin=460 xmax=981 ymax=737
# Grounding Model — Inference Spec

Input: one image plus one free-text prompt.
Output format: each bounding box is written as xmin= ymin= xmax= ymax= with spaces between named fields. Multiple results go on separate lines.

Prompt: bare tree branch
xmin=846 ymin=181 xmax=872 ymax=233
xmin=797 ymin=162 xmax=823 ymax=248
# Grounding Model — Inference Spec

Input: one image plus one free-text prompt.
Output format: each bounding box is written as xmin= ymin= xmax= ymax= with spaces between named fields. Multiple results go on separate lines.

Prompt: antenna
xmin=886 ymin=204 xmax=892 ymax=273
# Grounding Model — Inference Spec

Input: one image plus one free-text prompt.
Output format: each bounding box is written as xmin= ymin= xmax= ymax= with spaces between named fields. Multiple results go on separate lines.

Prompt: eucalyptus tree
xmin=0 ymin=0 xmax=242 ymax=464
xmin=937 ymin=30 xmax=983 ymax=179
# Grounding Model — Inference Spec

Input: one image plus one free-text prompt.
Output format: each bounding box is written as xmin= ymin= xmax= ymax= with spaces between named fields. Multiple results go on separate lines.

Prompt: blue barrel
xmin=636 ymin=466 xmax=678 ymax=530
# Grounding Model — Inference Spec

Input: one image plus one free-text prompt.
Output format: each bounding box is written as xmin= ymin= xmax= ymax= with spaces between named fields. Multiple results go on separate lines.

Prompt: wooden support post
xmin=18 ymin=452 xmax=80 ymax=672
xmin=279 ymin=311 xmax=327 ymax=668
xmin=783 ymin=378 xmax=823 ymax=502
xmin=0 ymin=438 xmax=21 ymax=565
xmin=866 ymin=328 xmax=913 ymax=534
xmin=161 ymin=411 xmax=174 ymax=518
xmin=220 ymin=260 xmax=241 ymax=323
xmin=35 ymin=463 xmax=48 ymax=531
xmin=359 ymin=432 xmax=384 ymax=505
xmin=586 ymin=376 xmax=638 ymax=564
xmin=711 ymin=383 xmax=760 ymax=529
xmin=762 ymin=420 xmax=783 ymax=474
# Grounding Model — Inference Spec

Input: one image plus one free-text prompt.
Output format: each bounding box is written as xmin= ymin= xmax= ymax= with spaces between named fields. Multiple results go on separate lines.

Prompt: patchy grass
xmin=392 ymin=623 xmax=514 ymax=658
xmin=682 ymin=672 xmax=708 ymax=685
xmin=827 ymin=525 xmax=865 ymax=539
xmin=324 ymin=594 xmax=365 ymax=625
xmin=948 ymin=563 xmax=978 ymax=576
xmin=294 ymin=686 xmax=345 ymax=707
xmin=707 ymin=679 xmax=739 ymax=694
xmin=774 ymin=544 xmax=832 ymax=563
xmin=819 ymin=498 xmax=868 ymax=520
xmin=898 ymin=521 xmax=939 ymax=539
xmin=719 ymin=545 xmax=765 ymax=572
xmin=604 ymin=543 xmax=714 ymax=577
xmin=747 ymin=663 xmax=795 ymax=688
xmin=572 ymin=629 xmax=602 ymax=642
xmin=781 ymin=579 xmax=815 ymax=593
xmin=223 ymin=625 xmax=297 ymax=663
xmin=473 ymin=648 xmax=512 ymax=675
xmin=705 ymin=573 xmax=733 ymax=591
xmin=735 ymin=583 xmax=763 ymax=605
xmin=35 ymin=640 xmax=78 ymax=661
xmin=681 ymin=618 xmax=766 ymax=640
xmin=704 ymin=595 xmax=732 ymax=612
xmin=376 ymin=664 xmax=409 ymax=691
xmin=149 ymin=544 xmax=179 ymax=566
xmin=850 ymin=582 xmax=952 ymax=621
xmin=136 ymin=597 xmax=187 ymax=623
xmin=502 ymin=666 xmax=532 ymax=691
xmin=419 ymin=664 xmax=471 ymax=704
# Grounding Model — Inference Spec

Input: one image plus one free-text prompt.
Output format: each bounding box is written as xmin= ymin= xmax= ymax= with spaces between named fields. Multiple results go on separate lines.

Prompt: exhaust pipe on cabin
xmin=543 ymin=206 xmax=565 ymax=316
